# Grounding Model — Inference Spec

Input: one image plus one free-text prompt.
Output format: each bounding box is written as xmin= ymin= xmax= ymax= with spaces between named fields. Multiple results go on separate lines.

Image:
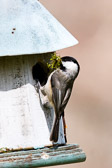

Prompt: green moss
xmin=47 ymin=52 xmax=62 ymax=73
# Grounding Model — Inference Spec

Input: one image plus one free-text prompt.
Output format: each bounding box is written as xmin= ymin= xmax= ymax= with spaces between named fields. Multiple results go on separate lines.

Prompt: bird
xmin=32 ymin=56 xmax=80 ymax=143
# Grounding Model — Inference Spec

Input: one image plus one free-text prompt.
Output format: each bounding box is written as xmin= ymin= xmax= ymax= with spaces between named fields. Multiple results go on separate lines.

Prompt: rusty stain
xmin=11 ymin=28 xmax=16 ymax=34
xmin=25 ymin=153 xmax=32 ymax=162
xmin=0 ymin=154 xmax=33 ymax=163
xmin=0 ymin=157 xmax=25 ymax=163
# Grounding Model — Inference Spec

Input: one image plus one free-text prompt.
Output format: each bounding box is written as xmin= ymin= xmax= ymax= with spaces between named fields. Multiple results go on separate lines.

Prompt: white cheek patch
xmin=62 ymin=61 xmax=78 ymax=74
xmin=73 ymin=63 xmax=79 ymax=73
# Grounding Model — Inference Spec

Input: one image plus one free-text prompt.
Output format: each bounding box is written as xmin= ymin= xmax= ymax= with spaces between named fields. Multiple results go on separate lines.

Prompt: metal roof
xmin=0 ymin=0 xmax=78 ymax=56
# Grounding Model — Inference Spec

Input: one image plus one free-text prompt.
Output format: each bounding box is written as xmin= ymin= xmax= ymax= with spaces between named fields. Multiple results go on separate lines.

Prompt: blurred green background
xmin=40 ymin=0 xmax=112 ymax=168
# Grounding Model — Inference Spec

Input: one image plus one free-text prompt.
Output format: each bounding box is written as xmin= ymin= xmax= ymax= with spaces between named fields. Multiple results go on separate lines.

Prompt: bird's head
xmin=61 ymin=56 xmax=80 ymax=78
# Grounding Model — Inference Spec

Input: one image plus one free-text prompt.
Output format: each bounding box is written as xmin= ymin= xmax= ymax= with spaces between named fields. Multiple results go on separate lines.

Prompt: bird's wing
xmin=51 ymin=71 xmax=72 ymax=115
xmin=61 ymin=88 xmax=72 ymax=109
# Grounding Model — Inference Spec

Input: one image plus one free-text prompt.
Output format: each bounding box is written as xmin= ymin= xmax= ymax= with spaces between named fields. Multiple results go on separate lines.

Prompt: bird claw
xmin=34 ymin=82 xmax=40 ymax=93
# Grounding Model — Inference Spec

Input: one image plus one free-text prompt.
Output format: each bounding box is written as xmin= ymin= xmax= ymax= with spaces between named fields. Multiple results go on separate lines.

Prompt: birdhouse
xmin=0 ymin=0 xmax=86 ymax=167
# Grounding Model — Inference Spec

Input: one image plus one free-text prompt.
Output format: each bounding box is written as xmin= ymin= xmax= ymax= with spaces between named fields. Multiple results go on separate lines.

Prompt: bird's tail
xmin=50 ymin=116 xmax=60 ymax=142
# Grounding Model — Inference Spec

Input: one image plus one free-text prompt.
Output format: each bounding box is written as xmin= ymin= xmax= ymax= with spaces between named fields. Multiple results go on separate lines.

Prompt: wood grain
xmin=0 ymin=54 xmax=65 ymax=149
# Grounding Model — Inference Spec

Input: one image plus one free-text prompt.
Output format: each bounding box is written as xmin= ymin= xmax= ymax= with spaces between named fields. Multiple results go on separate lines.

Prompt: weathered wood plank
xmin=0 ymin=54 xmax=65 ymax=150
xmin=0 ymin=144 xmax=86 ymax=168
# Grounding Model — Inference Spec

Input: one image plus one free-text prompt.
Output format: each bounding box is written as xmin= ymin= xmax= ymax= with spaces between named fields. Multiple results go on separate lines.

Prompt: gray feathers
xmin=33 ymin=56 xmax=80 ymax=143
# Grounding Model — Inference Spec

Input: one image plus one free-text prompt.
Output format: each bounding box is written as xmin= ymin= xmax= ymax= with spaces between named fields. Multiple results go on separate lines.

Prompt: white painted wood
xmin=0 ymin=54 xmax=65 ymax=150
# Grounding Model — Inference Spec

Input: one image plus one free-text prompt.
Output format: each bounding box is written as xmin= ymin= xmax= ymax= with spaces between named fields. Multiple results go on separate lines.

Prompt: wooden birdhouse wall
xmin=0 ymin=54 xmax=65 ymax=150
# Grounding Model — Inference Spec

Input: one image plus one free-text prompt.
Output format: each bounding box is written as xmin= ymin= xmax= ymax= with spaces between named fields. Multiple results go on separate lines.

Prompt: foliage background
xmin=40 ymin=0 xmax=112 ymax=168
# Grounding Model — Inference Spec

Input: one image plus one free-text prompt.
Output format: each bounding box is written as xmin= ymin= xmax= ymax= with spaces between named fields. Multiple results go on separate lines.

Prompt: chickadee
xmin=32 ymin=56 xmax=80 ymax=143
